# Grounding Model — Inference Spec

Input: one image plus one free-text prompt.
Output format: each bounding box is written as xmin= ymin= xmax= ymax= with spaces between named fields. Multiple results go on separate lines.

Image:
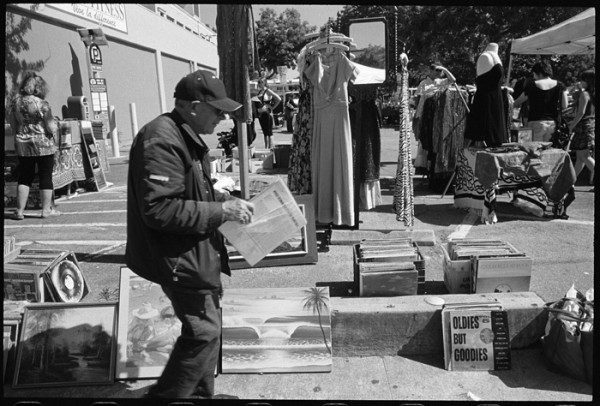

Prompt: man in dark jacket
xmin=126 ymin=69 xmax=254 ymax=399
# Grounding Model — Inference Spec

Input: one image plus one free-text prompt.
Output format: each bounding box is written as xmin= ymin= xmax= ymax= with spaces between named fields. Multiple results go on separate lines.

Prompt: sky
xmin=199 ymin=4 xmax=345 ymax=31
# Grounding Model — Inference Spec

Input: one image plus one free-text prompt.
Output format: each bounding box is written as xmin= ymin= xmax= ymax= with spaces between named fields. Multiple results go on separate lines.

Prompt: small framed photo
xmin=12 ymin=302 xmax=117 ymax=388
xmin=116 ymin=267 xmax=181 ymax=379
xmin=4 ymin=270 xmax=40 ymax=302
xmin=228 ymin=194 xmax=318 ymax=269
xmin=4 ymin=320 xmax=20 ymax=383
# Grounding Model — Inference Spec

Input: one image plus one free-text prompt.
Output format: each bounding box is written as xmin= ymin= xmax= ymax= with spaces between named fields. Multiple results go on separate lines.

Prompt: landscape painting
xmin=221 ymin=287 xmax=332 ymax=374
xmin=116 ymin=267 xmax=182 ymax=379
xmin=13 ymin=303 xmax=117 ymax=388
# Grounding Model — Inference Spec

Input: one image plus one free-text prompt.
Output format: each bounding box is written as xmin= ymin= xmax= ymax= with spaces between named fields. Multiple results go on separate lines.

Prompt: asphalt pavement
xmin=3 ymin=119 xmax=595 ymax=405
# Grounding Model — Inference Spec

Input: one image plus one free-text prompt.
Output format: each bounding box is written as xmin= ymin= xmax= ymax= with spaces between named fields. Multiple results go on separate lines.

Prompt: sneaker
xmin=41 ymin=208 xmax=61 ymax=218
xmin=11 ymin=211 xmax=24 ymax=220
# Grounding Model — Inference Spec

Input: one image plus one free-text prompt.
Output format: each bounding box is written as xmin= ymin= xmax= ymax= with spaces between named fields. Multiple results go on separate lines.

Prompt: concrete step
xmin=330 ymin=292 xmax=546 ymax=357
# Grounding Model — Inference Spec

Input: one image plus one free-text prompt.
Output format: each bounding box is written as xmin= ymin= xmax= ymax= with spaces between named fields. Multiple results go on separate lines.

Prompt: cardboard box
xmin=253 ymin=149 xmax=271 ymax=159
xmin=510 ymin=128 xmax=532 ymax=143
xmin=250 ymin=158 xmax=263 ymax=173
xmin=232 ymin=146 xmax=255 ymax=159
xmin=209 ymin=148 xmax=224 ymax=158
xmin=442 ymin=240 xmax=524 ymax=294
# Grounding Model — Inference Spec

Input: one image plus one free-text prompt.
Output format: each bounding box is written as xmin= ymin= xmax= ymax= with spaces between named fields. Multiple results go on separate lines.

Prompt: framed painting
xmin=116 ymin=267 xmax=181 ymax=379
xmin=12 ymin=302 xmax=117 ymax=388
xmin=228 ymin=194 xmax=318 ymax=269
xmin=4 ymin=320 xmax=20 ymax=383
xmin=221 ymin=287 xmax=332 ymax=374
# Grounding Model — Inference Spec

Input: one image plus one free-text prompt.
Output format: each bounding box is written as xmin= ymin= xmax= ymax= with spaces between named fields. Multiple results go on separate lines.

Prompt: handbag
xmin=550 ymin=118 xmax=572 ymax=150
xmin=541 ymin=297 xmax=594 ymax=384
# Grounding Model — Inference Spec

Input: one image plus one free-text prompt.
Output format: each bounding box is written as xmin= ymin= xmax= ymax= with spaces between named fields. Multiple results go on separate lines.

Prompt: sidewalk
xmin=4 ymin=122 xmax=594 ymax=405
xmin=3 ymin=350 xmax=593 ymax=402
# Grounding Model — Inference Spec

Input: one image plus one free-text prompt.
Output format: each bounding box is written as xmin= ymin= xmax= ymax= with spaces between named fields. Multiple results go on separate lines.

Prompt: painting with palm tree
xmin=221 ymin=287 xmax=332 ymax=373
xmin=12 ymin=303 xmax=117 ymax=388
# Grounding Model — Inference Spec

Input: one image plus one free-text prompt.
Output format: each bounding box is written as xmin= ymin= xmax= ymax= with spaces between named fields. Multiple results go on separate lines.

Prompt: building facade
xmin=5 ymin=3 xmax=219 ymax=147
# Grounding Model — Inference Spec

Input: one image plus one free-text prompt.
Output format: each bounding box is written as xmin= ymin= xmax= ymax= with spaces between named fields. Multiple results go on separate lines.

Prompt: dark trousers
xmin=258 ymin=112 xmax=273 ymax=137
xmin=147 ymin=285 xmax=221 ymax=399
xmin=18 ymin=155 xmax=54 ymax=189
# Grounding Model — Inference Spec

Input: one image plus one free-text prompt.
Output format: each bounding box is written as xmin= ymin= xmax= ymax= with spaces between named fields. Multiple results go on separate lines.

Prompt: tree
xmin=354 ymin=44 xmax=386 ymax=69
xmin=301 ymin=287 xmax=331 ymax=354
xmin=333 ymin=6 xmax=592 ymax=86
xmin=255 ymin=8 xmax=317 ymax=73
xmin=5 ymin=6 xmax=46 ymax=116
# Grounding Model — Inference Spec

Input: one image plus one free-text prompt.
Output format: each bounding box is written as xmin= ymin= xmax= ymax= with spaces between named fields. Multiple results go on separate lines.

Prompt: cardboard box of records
xmin=442 ymin=239 xmax=532 ymax=294
xmin=353 ymin=238 xmax=425 ymax=297
xmin=4 ymin=249 xmax=89 ymax=304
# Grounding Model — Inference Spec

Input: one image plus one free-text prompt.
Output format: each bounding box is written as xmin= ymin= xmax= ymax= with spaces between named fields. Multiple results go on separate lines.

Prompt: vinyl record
xmin=50 ymin=259 xmax=84 ymax=302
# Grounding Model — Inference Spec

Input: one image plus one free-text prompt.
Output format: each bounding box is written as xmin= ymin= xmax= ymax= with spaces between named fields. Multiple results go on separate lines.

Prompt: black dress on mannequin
xmin=464 ymin=63 xmax=506 ymax=147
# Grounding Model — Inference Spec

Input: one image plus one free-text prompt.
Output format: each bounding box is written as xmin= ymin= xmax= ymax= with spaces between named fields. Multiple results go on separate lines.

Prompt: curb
xmin=330 ymin=292 xmax=546 ymax=357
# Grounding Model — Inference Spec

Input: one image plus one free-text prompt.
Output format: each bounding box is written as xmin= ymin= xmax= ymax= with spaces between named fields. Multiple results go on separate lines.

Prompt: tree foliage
xmin=332 ymin=6 xmax=593 ymax=87
xmin=255 ymin=7 xmax=317 ymax=73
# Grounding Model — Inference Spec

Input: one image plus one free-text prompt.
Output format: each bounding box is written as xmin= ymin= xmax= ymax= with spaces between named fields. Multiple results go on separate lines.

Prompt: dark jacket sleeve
xmin=135 ymin=126 xmax=224 ymax=235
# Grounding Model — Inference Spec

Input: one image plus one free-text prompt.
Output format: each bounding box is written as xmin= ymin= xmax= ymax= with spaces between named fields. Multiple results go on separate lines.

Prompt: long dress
xmin=304 ymin=49 xmax=358 ymax=226
xmin=287 ymin=65 xmax=314 ymax=194
xmin=463 ymin=63 xmax=506 ymax=147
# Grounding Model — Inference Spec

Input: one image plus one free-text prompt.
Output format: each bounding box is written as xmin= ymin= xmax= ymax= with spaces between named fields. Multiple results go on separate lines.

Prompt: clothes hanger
xmin=311 ymin=42 xmax=350 ymax=53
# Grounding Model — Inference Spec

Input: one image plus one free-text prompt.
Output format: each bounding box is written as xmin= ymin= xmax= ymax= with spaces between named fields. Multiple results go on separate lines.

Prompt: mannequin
xmin=476 ymin=43 xmax=501 ymax=76
xmin=463 ymin=42 xmax=506 ymax=147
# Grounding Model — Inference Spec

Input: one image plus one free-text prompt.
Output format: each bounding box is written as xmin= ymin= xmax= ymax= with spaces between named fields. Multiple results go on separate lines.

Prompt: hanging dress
xmin=463 ymin=63 xmax=506 ymax=147
xmin=349 ymin=85 xmax=382 ymax=210
xmin=305 ymin=49 xmax=358 ymax=226
xmin=287 ymin=57 xmax=314 ymax=194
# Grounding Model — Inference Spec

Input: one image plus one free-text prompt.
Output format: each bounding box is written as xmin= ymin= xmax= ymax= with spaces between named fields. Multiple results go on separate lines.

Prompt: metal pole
xmin=129 ymin=103 xmax=139 ymax=138
xmin=237 ymin=119 xmax=250 ymax=200
xmin=109 ymin=105 xmax=120 ymax=157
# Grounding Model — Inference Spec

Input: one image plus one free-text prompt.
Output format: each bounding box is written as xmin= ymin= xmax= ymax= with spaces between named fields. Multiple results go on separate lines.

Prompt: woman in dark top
xmin=514 ymin=61 xmax=568 ymax=142
xmin=567 ymin=70 xmax=595 ymax=185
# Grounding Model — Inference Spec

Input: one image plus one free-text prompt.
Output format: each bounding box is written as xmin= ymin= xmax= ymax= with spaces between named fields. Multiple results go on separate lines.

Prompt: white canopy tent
xmin=506 ymin=7 xmax=595 ymax=84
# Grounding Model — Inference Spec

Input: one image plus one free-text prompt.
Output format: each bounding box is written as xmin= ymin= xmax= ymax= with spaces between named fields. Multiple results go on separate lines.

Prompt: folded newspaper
xmin=218 ymin=178 xmax=307 ymax=266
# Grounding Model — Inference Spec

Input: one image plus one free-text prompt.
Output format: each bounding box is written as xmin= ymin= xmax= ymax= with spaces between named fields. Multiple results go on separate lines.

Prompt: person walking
xmin=255 ymin=78 xmax=281 ymax=149
xmin=8 ymin=71 xmax=60 ymax=220
xmin=126 ymin=69 xmax=255 ymax=399
xmin=567 ymin=70 xmax=595 ymax=186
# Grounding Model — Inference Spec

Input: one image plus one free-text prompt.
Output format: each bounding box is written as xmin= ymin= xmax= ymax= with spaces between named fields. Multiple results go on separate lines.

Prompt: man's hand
xmin=222 ymin=198 xmax=255 ymax=224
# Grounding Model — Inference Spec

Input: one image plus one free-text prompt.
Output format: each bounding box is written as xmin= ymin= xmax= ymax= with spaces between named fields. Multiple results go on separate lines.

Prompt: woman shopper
xmin=8 ymin=71 xmax=60 ymax=220
xmin=255 ymin=78 xmax=281 ymax=149
xmin=513 ymin=60 xmax=568 ymax=142
xmin=567 ymin=70 xmax=595 ymax=185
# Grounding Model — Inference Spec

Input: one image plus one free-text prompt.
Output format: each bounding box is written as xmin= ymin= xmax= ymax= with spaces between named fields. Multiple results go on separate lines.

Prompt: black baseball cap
xmin=174 ymin=70 xmax=242 ymax=112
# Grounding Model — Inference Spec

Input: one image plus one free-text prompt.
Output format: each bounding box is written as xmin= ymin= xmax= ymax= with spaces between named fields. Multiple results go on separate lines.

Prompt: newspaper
xmin=218 ymin=178 xmax=307 ymax=266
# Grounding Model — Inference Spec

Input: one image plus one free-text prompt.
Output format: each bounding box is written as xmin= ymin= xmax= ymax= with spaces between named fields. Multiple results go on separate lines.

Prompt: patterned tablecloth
xmin=454 ymin=144 xmax=576 ymax=223
xmin=4 ymin=141 xmax=110 ymax=208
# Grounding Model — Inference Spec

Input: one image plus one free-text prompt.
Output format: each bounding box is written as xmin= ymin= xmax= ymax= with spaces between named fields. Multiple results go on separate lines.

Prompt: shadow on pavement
xmin=490 ymin=346 xmax=593 ymax=396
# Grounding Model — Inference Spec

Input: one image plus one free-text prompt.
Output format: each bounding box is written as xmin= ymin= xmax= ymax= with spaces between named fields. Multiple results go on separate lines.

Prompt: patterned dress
xmin=287 ymin=67 xmax=313 ymax=194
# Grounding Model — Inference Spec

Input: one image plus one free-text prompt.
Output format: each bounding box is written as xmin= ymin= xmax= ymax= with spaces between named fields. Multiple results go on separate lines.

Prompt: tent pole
xmin=505 ymin=54 xmax=514 ymax=87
